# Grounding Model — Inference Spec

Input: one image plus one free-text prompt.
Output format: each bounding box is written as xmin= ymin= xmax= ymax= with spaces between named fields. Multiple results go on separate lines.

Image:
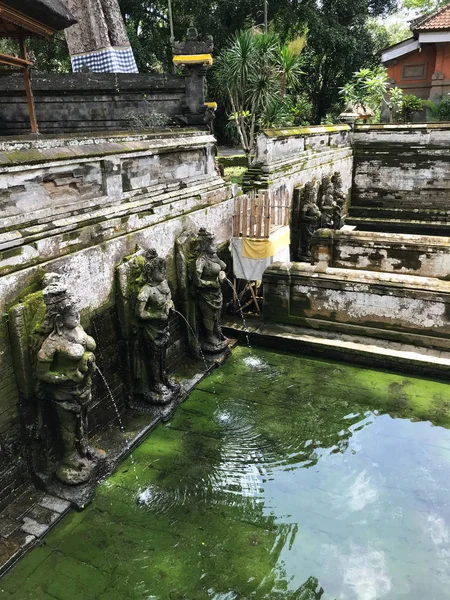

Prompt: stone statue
xmin=319 ymin=175 xmax=336 ymax=229
xmin=193 ymin=229 xmax=228 ymax=354
xmin=332 ymin=172 xmax=346 ymax=230
xmin=297 ymin=182 xmax=321 ymax=262
xmin=172 ymin=24 xmax=214 ymax=55
xmin=133 ymin=249 xmax=181 ymax=405
xmin=36 ymin=278 xmax=104 ymax=486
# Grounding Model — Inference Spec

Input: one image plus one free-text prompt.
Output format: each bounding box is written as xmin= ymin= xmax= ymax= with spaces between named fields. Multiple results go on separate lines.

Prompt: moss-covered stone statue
xmin=36 ymin=278 xmax=104 ymax=486
xmin=176 ymin=228 xmax=229 ymax=359
xmin=331 ymin=171 xmax=346 ymax=230
xmin=319 ymin=175 xmax=336 ymax=229
xmin=297 ymin=181 xmax=321 ymax=262
xmin=193 ymin=229 xmax=229 ymax=354
xmin=116 ymin=248 xmax=181 ymax=409
xmin=8 ymin=272 xmax=106 ymax=504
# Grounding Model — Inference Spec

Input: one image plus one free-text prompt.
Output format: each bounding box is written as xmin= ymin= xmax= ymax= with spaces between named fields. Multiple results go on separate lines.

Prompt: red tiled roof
xmin=413 ymin=3 xmax=450 ymax=31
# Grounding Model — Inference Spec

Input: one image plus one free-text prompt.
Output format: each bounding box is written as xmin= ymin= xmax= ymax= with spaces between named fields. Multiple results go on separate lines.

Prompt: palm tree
xmin=214 ymin=29 xmax=280 ymax=167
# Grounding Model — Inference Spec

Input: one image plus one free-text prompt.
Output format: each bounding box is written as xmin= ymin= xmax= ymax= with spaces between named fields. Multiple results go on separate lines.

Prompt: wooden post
xmin=19 ymin=37 xmax=38 ymax=134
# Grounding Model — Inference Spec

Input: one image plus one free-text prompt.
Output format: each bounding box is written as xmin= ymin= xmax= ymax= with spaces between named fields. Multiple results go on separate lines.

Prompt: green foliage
xmin=0 ymin=34 xmax=70 ymax=72
xmin=399 ymin=94 xmax=425 ymax=121
xmin=339 ymin=67 xmax=389 ymax=114
xmin=403 ymin=0 xmax=449 ymax=12
xmin=436 ymin=96 xmax=450 ymax=121
xmin=365 ymin=16 xmax=411 ymax=56
xmin=214 ymin=29 xmax=307 ymax=161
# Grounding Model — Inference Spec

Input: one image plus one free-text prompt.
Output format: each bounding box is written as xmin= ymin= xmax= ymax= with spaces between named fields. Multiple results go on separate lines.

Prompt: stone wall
xmin=0 ymin=129 xmax=236 ymax=509
xmin=311 ymin=229 xmax=450 ymax=278
xmin=350 ymin=124 xmax=450 ymax=234
xmin=263 ymin=262 xmax=450 ymax=350
xmin=243 ymin=125 xmax=353 ymax=213
xmin=0 ymin=73 xmax=186 ymax=135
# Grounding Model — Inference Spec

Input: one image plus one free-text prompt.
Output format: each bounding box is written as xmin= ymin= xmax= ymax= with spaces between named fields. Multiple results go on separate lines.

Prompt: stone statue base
xmin=35 ymin=451 xmax=107 ymax=510
xmin=202 ymin=338 xmax=229 ymax=355
xmin=56 ymin=447 xmax=106 ymax=486
xmin=129 ymin=382 xmax=183 ymax=417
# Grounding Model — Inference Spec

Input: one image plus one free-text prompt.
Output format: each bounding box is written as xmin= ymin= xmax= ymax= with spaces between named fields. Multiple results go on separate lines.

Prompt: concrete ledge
xmin=263 ymin=262 xmax=450 ymax=349
xmin=311 ymin=229 xmax=450 ymax=278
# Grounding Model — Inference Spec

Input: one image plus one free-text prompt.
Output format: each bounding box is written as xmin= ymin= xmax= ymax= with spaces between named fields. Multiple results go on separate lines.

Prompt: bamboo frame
xmin=232 ymin=190 xmax=287 ymax=239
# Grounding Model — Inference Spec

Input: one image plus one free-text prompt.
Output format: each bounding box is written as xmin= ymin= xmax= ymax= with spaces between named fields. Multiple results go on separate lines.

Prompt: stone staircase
xmin=346 ymin=206 xmax=450 ymax=235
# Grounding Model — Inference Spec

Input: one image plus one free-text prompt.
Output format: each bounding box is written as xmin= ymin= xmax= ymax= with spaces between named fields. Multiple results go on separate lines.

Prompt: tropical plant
xmin=436 ymin=96 xmax=450 ymax=121
xmin=399 ymin=94 xmax=425 ymax=122
xmin=387 ymin=87 xmax=404 ymax=121
xmin=275 ymin=34 xmax=307 ymax=96
xmin=339 ymin=67 xmax=389 ymax=115
xmin=214 ymin=29 xmax=305 ymax=165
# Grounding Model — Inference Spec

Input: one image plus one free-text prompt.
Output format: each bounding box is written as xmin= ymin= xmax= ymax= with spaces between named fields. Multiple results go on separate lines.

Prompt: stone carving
xmin=176 ymin=228 xmax=229 ymax=358
xmin=172 ymin=24 xmax=214 ymax=56
xmin=36 ymin=277 xmax=104 ymax=486
xmin=319 ymin=175 xmax=336 ymax=229
xmin=194 ymin=229 xmax=228 ymax=354
xmin=297 ymin=182 xmax=321 ymax=262
xmin=332 ymin=172 xmax=346 ymax=230
xmin=117 ymin=248 xmax=181 ymax=409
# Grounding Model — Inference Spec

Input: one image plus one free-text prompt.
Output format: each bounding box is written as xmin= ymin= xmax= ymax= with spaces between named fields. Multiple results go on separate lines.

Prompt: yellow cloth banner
xmin=242 ymin=227 xmax=290 ymax=260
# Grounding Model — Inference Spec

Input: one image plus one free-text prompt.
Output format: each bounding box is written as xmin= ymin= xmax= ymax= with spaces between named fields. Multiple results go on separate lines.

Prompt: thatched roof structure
xmin=0 ymin=0 xmax=76 ymax=38
xmin=0 ymin=0 xmax=77 ymax=133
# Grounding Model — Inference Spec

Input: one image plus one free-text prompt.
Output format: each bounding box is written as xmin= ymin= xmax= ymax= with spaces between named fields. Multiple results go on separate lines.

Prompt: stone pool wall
xmin=311 ymin=229 xmax=450 ymax=278
xmin=263 ymin=262 xmax=450 ymax=350
xmin=243 ymin=125 xmax=353 ymax=212
xmin=0 ymin=129 xmax=236 ymax=512
xmin=0 ymin=73 xmax=186 ymax=136
xmin=350 ymin=124 xmax=450 ymax=233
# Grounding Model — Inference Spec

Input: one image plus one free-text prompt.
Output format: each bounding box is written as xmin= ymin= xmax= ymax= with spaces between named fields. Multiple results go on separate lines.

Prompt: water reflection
xmin=4 ymin=347 xmax=450 ymax=599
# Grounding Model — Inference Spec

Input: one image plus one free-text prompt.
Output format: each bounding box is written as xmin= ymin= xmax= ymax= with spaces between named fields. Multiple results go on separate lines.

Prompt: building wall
xmin=387 ymin=45 xmax=436 ymax=99
xmin=244 ymin=125 xmax=354 ymax=219
xmin=0 ymin=73 xmax=186 ymax=136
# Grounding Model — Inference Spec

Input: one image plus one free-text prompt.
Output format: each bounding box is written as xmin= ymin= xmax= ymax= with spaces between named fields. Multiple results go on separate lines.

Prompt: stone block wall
xmin=0 ymin=129 xmax=236 ymax=509
xmin=311 ymin=229 xmax=450 ymax=278
xmin=351 ymin=124 xmax=450 ymax=233
xmin=0 ymin=73 xmax=186 ymax=136
xmin=244 ymin=126 xmax=354 ymax=211
xmin=263 ymin=262 xmax=450 ymax=350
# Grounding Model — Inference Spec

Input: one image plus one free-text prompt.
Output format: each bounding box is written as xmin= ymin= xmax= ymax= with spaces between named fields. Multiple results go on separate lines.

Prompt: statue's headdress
xmin=43 ymin=282 xmax=74 ymax=318
xmin=198 ymin=228 xmax=215 ymax=251
xmin=143 ymin=248 xmax=166 ymax=281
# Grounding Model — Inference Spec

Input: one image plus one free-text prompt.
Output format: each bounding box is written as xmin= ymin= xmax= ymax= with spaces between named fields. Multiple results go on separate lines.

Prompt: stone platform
xmin=223 ymin=319 xmax=450 ymax=378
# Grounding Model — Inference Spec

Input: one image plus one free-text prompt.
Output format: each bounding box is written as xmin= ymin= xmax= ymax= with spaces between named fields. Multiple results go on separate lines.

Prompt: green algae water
xmin=3 ymin=346 xmax=450 ymax=600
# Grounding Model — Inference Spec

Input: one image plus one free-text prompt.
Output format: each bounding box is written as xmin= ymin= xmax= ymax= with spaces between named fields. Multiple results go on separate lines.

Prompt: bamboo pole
xmin=242 ymin=196 xmax=248 ymax=238
xmin=19 ymin=37 xmax=38 ymax=134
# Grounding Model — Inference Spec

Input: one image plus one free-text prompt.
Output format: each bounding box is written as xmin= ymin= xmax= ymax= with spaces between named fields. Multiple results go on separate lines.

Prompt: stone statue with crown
xmin=176 ymin=228 xmax=229 ymax=359
xmin=116 ymin=247 xmax=181 ymax=410
xmin=8 ymin=273 xmax=105 ymax=503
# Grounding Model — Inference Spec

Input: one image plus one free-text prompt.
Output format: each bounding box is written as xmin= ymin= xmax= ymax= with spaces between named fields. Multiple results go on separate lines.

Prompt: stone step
xmin=345 ymin=216 xmax=450 ymax=236
xmin=349 ymin=206 xmax=450 ymax=222
xmin=222 ymin=319 xmax=450 ymax=378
